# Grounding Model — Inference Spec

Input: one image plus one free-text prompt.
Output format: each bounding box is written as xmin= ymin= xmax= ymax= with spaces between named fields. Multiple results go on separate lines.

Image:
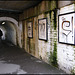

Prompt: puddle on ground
xmin=0 ymin=61 xmax=27 ymax=74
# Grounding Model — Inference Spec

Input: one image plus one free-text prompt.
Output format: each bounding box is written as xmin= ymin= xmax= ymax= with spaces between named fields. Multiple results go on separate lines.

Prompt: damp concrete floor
xmin=0 ymin=41 xmax=66 ymax=74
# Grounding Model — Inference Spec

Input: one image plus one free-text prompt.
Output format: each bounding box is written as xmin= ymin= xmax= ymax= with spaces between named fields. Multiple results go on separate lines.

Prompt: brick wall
xmin=57 ymin=4 xmax=75 ymax=74
xmin=19 ymin=1 xmax=75 ymax=74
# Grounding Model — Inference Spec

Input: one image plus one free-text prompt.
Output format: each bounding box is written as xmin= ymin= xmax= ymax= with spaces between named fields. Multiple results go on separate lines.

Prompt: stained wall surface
xmin=19 ymin=1 xmax=75 ymax=74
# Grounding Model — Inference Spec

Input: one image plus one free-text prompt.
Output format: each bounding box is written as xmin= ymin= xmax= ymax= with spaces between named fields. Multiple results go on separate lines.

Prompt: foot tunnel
xmin=0 ymin=21 xmax=17 ymax=45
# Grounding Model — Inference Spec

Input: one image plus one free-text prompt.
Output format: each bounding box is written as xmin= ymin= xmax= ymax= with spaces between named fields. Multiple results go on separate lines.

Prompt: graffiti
xmin=27 ymin=22 xmax=33 ymax=38
xmin=38 ymin=18 xmax=47 ymax=41
xmin=39 ymin=21 xmax=45 ymax=37
xmin=61 ymin=16 xmax=73 ymax=43
xmin=58 ymin=13 xmax=75 ymax=44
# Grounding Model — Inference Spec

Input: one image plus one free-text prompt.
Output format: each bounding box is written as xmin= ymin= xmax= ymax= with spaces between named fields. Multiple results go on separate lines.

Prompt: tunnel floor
xmin=0 ymin=40 xmax=66 ymax=74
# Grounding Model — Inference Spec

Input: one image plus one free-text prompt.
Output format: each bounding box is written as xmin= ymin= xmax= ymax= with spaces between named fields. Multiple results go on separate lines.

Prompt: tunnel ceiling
xmin=0 ymin=1 xmax=42 ymax=13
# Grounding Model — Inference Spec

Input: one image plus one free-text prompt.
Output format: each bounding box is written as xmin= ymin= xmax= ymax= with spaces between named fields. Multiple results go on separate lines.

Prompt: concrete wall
xmin=0 ymin=17 xmax=22 ymax=47
xmin=0 ymin=26 xmax=6 ymax=40
xmin=0 ymin=12 xmax=22 ymax=47
xmin=5 ymin=22 xmax=16 ymax=45
xmin=19 ymin=1 xmax=75 ymax=74
xmin=0 ymin=12 xmax=19 ymax=21
xmin=0 ymin=21 xmax=17 ymax=45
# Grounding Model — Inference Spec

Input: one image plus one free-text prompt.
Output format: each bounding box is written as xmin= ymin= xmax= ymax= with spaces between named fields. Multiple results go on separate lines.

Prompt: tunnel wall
xmin=0 ymin=10 xmax=22 ymax=47
xmin=0 ymin=26 xmax=6 ymax=40
xmin=0 ymin=17 xmax=22 ymax=47
xmin=0 ymin=12 xmax=19 ymax=21
xmin=5 ymin=22 xmax=16 ymax=45
xmin=19 ymin=1 xmax=75 ymax=74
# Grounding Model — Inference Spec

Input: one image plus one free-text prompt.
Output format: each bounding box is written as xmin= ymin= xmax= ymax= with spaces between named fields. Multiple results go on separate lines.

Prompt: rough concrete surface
xmin=0 ymin=41 xmax=66 ymax=74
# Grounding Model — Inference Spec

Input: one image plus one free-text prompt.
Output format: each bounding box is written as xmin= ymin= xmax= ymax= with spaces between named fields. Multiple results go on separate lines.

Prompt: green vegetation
xmin=71 ymin=67 xmax=75 ymax=74
xmin=52 ymin=41 xmax=58 ymax=67
xmin=49 ymin=41 xmax=58 ymax=67
xmin=53 ymin=10 xmax=57 ymax=30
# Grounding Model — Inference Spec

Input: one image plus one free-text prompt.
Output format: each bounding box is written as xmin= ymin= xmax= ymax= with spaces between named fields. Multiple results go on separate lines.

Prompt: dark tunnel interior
xmin=0 ymin=21 xmax=17 ymax=45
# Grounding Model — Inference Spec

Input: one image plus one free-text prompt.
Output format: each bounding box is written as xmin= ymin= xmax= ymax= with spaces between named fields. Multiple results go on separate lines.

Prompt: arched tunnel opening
xmin=0 ymin=21 xmax=17 ymax=45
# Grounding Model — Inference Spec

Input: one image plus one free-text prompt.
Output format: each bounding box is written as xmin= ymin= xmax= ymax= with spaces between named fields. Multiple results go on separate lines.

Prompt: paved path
xmin=0 ymin=41 xmax=66 ymax=74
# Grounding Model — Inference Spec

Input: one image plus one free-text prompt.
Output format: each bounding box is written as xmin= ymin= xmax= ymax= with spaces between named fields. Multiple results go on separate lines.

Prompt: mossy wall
xmin=19 ymin=1 xmax=57 ymax=66
xmin=57 ymin=4 xmax=75 ymax=74
xmin=19 ymin=1 xmax=75 ymax=74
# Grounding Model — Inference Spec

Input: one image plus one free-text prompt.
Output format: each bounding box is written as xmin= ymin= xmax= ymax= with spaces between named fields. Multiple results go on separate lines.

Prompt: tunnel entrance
xmin=0 ymin=21 xmax=17 ymax=45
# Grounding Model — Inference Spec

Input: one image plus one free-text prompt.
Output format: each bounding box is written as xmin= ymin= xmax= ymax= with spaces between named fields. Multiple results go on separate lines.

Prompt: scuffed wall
xmin=19 ymin=1 xmax=75 ymax=74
